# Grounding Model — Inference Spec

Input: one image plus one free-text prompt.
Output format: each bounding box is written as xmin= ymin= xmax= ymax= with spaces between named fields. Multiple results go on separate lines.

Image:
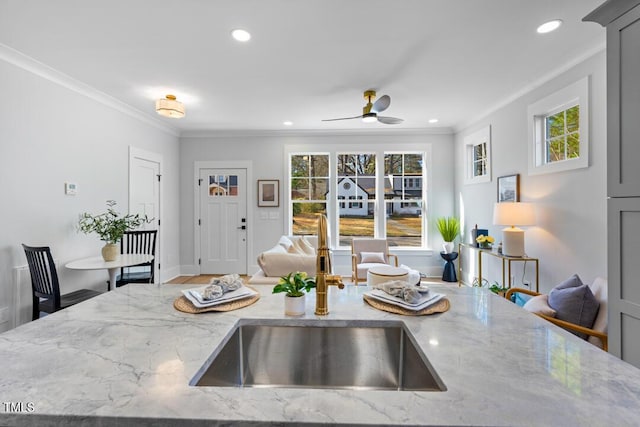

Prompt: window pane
xmin=403 ymin=154 xmax=423 ymax=173
xmin=547 ymin=137 xmax=565 ymax=162
xmin=567 ymin=133 xmax=580 ymax=158
xmin=291 ymin=178 xmax=309 ymax=200
xmin=566 ymin=106 xmax=579 ymax=133
xmin=292 ymin=203 xmax=326 ymax=235
xmin=386 ymin=201 xmax=422 ymax=247
xmin=291 ymin=155 xmax=309 ymax=177
xmin=310 ymin=178 xmax=329 ymax=200
xmin=309 ymin=155 xmax=329 ymax=177
xmin=546 ymin=112 xmax=565 ymax=138
xmin=338 ymin=201 xmax=375 ymax=246
xmin=384 ymin=154 xmax=403 ymax=175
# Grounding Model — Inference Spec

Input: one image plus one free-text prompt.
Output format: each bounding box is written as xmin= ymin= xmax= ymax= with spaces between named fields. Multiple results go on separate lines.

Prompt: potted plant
xmin=436 ymin=216 xmax=460 ymax=253
xmin=272 ymin=271 xmax=316 ymax=316
xmin=476 ymin=234 xmax=495 ymax=249
xmin=78 ymin=200 xmax=150 ymax=261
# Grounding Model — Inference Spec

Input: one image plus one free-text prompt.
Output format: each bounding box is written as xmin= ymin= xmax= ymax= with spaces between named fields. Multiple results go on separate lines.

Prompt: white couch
xmin=249 ymin=235 xmax=318 ymax=284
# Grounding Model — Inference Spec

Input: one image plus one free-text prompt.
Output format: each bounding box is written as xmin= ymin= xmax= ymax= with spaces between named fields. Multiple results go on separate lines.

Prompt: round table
xmin=440 ymin=251 xmax=458 ymax=282
xmin=66 ymin=254 xmax=154 ymax=291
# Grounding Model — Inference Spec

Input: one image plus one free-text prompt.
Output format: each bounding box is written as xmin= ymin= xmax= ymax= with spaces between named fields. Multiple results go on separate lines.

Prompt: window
xmin=337 ymin=153 xmax=376 ymax=245
xmin=290 ymin=154 xmax=329 ymax=235
xmin=288 ymin=149 xmax=426 ymax=249
xmin=384 ymin=153 xmax=424 ymax=247
xmin=464 ymin=125 xmax=491 ymax=184
xmin=528 ymin=77 xmax=589 ymax=175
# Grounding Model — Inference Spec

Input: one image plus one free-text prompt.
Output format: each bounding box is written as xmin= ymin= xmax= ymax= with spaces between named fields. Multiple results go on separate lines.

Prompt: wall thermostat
xmin=65 ymin=182 xmax=78 ymax=195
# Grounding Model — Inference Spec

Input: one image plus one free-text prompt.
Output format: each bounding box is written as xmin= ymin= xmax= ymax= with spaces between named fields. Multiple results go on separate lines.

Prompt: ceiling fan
xmin=322 ymin=90 xmax=404 ymax=125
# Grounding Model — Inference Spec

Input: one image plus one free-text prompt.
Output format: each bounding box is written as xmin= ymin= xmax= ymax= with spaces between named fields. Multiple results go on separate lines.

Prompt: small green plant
xmin=78 ymin=200 xmax=150 ymax=244
xmin=273 ymin=271 xmax=316 ymax=297
xmin=436 ymin=216 xmax=460 ymax=242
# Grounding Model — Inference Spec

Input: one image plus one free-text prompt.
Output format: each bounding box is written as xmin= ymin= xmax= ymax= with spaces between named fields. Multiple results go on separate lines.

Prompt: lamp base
xmin=502 ymin=227 xmax=525 ymax=257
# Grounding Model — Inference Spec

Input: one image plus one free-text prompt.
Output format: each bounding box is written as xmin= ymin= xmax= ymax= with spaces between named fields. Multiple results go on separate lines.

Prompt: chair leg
xmin=32 ymin=295 xmax=39 ymax=321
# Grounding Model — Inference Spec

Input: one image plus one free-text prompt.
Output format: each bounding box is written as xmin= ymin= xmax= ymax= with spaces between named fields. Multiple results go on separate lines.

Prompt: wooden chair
xmin=351 ymin=238 xmax=398 ymax=283
xmin=115 ymin=230 xmax=157 ymax=287
xmin=505 ymin=277 xmax=608 ymax=351
xmin=22 ymin=244 xmax=102 ymax=320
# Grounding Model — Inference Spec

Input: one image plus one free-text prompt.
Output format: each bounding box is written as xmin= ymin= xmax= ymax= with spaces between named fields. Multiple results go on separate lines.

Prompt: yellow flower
xmin=487 ymin=236 xmax=495 ymax=243
xmin=476 ymin=234 xmax=495 ymax=244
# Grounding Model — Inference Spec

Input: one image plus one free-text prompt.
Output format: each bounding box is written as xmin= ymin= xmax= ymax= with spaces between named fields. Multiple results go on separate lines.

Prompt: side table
xmin=440 ymin=251 xmax=458 ymax=282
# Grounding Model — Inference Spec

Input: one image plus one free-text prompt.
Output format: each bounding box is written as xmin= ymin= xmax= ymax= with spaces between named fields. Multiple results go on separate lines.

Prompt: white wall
xmin=454 ymin=50 xmax=607 ymax=292
xmin=180 ymin=131 xmax=455 ymax=277
xmin=0 ymin=58 xmax=181 ymax=331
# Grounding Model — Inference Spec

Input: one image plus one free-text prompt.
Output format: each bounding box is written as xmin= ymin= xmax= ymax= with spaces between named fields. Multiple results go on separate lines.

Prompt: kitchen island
xmin=0 ymin=283 xmax=639 ymax=426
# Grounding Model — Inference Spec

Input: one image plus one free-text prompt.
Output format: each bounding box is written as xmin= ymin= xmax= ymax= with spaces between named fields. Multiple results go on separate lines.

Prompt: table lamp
xmin=492 ymin=202 xmax=535 ymax=257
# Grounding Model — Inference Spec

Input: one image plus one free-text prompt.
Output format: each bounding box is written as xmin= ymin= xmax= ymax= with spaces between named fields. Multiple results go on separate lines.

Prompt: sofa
xmin=249 ymin=235 xmax=318 ymax=284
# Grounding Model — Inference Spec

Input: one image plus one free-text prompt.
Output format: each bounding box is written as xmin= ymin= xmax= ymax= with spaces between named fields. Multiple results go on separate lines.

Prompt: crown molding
xmin=455 ymin=42 xmax=606 ymax=134
xmin=0 ymin=43 xmax=179 ymax=137
xmin=180 ymin=126 xmax=453 ymax=139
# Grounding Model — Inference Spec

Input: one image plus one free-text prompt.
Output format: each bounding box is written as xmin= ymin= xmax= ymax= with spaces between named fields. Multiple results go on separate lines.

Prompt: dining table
xmin=66 ymin=254 xmax=154 ymax=291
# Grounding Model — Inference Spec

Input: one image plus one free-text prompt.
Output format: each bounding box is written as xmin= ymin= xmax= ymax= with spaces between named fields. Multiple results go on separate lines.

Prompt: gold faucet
xmin=315 ymin=214 xmax=344 ymax=315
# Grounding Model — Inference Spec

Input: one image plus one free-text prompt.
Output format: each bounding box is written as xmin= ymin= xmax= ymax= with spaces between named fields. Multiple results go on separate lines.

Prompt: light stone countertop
xmin=1 ymin=283 xmax=639 ymax=426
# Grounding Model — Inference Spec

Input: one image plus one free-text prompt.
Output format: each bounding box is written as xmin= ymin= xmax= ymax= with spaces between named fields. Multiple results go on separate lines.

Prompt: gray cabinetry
xmin=607 ymin=5 xmax=640 ymax=196
xmin=585 ymin=0 xmax=640 ymax=367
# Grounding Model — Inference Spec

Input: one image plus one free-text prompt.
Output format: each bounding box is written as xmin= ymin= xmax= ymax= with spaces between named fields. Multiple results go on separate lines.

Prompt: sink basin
xmin=191 ymin=319 xmax=446 ymax=391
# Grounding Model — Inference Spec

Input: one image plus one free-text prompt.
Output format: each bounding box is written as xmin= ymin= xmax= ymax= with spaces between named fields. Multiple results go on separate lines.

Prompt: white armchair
xmin=351 ymin=238 xmax=398 ymax=284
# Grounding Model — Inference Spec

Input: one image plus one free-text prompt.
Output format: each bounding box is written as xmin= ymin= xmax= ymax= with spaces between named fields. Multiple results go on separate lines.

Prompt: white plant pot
xmin=284 ymin=294 xmax=306 ymax=316
xmin=442 ymin=241 xmax=454 ymax=254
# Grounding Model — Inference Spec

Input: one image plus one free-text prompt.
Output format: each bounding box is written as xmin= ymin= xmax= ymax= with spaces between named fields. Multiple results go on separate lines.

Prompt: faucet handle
xmin=327 ymin=275 xmax=345 ymax=289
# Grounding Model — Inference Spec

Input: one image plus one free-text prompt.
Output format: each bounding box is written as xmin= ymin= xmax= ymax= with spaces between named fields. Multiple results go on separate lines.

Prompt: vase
xmin=284 ymin=294 xmax=306 ymax=316
xmin=101 ymin=243 xmax=119 ymax=262
xmin=442 ymin=241 xmax=454 ymax=254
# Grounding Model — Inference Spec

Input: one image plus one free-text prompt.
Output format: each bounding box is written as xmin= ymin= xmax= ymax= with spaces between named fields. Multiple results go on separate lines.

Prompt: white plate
xmin=365 ymin=289 xmax=445 ymax=311
xmin=182 ymin=285 xmax=257 ymax=308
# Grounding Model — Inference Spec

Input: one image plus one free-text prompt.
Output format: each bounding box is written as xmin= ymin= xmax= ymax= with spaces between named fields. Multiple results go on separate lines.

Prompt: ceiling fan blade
xmin=371 ymin=95 xmax=390 ymax=114
xmin=377 ymin=116 xmax=404 ymax=125
xmin=322 ymin=115 xmax=363 ymax=122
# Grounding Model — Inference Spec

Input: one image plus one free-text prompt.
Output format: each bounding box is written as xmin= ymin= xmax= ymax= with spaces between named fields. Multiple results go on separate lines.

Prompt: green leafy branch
xmin=78 ymin=200 xmax=151 ymax=244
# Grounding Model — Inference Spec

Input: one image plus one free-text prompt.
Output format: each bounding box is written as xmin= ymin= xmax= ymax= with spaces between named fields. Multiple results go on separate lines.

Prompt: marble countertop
xmin=1 ymin=282 xmax=639 ymax=426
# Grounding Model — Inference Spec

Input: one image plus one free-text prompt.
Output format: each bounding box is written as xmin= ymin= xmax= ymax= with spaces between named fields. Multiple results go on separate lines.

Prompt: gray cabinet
xmin=585 ymin=0 xmax=640 ymax=367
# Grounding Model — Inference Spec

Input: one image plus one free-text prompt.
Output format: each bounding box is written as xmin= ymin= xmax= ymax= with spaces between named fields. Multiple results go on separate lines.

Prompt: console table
xmin=457 ymin=243 xmax=539 ymax=292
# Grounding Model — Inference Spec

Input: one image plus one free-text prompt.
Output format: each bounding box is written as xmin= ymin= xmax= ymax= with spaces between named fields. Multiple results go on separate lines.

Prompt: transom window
xmin=545 ymin=105 xmax=580 ymax=163
xmin=528 ymin=77 xmax=589 ymax=175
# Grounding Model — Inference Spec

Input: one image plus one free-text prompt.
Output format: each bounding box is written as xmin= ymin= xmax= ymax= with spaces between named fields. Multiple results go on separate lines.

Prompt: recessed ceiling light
xmin=283 ymin=121 xmax=293 ymax=126
xmin=537 ymin=19 xmax=563 ymax=34
xmin=231 ymin=29 xmax=251 ymax=42
xmin=428 ymin=118 xmax=439 ymax=124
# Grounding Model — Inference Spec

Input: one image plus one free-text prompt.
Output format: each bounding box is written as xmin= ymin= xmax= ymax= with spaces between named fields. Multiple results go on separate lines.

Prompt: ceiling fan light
xmin=156 ymin=94 xmax=185 ymax=118
xmin=362 ymin=113 xmax=377 ymax=123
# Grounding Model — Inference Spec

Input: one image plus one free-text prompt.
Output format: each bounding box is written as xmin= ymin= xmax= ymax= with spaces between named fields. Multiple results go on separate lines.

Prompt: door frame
xmin=194 ymin=160 xmax=253 ymax=275
xmin=129 ymin=146 xmax=162 ymax=283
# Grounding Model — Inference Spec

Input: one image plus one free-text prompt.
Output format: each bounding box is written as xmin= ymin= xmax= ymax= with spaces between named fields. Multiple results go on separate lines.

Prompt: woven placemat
xmin=363 ymin=294 xmax=450 ymax=316
xmin=173 ymin=287 xmax=260 ymax=314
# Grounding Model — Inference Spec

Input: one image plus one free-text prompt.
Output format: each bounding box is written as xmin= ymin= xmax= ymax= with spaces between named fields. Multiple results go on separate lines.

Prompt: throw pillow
xmin=360 ymin=252 xmax=386 ymax=264
xmin=548 ymin=274 xmax=600 ymax=339
xmin=523 ymin=294 xmax=557 ymax=317
xmin=278 ymin=236 xmax=293 ymax=251
xmin=298 ymin=236 xmax=316 ymax=255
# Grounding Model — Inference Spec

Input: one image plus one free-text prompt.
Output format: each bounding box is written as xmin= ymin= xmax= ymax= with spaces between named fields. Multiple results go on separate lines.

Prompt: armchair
xmin=505 ymin=277 xmax=608 ymax=351
xmin=351 ymin=238 xmax=398 ymax=284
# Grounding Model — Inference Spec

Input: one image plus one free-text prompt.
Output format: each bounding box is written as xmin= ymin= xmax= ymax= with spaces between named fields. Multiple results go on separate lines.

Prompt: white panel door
xmin=130 ymin=154 xmax=160 ymax=281
xmin=199 ymin=168 xmax=247 ymax=274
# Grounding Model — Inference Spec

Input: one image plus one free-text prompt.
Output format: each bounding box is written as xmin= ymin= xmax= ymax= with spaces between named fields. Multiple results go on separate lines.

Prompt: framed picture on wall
xmin=258 ymin=179 xmax=279 ymax=207
xmin=497 ymin=174 xmax=519 ymax=202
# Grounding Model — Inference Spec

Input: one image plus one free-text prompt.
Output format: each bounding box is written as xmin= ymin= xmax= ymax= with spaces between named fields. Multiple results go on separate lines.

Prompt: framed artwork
xmin=258 ymin=179 xmax=279 ymax=207
xmin=497 ymin=174 xmax=519 ymax=202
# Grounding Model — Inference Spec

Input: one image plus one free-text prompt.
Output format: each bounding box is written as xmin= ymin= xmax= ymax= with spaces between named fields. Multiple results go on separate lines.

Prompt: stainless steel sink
xmin=191 ymin=319 xmax=446 ymax=391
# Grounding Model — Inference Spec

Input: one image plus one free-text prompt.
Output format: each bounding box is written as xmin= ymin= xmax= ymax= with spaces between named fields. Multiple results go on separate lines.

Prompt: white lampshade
xmin=493 ymin=202 xmax=535 ymax=257
xmin=155 ymin=94 xmax=185 ymax=118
